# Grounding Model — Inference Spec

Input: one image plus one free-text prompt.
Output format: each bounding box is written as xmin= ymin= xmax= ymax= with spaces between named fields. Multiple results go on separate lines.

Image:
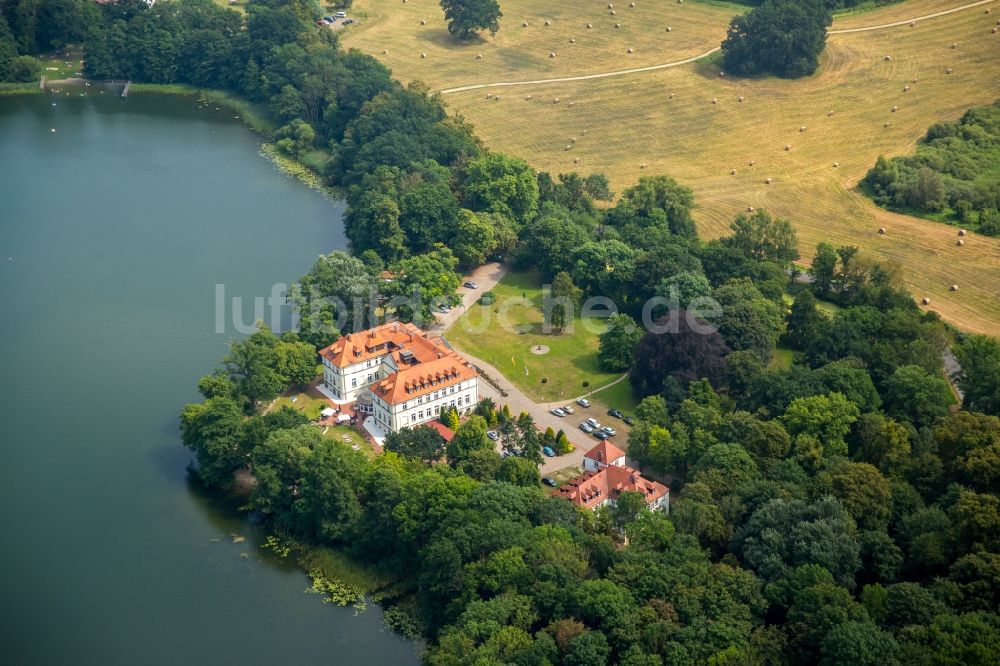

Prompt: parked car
xmin=585 ymin=417 xmax=600 ymax=428
xmin=602 ymin=426 xmax=617 ymax=437
xmin=551 ymin=407 xmax=567 ymax=417
xmin=623 ymin=415 xmax=634 ymax=425
xmin=607 ymin=408 xmax=624 ymax=419
xmin=500 ymin=450 xmax=511 ymax=459
xmin=542 ymin=477 xmax=557 ymax=487
xmin=342 ymin=18 xmax=354 ymax=24
xmin=335 ymin=10 xmax=347 ymax=17
xmin=316 ymin=19 xmax=328 ymax=26
xmin=463 ymin=281 xmax=478 ymax=289
xmin=580 ymin=422 xmax=594 ymax=433
xmin=323 ymin=16 xmax=335 ymax=21
xmin=562 ymin=405 xmax=575 ymax=414
xmin=487 ymin=430 xmax=499 ymax=441
xmin=577 ymin=398 xmax=591 ymax=407
xmin=543 ymin=446 xmax=556 ymax=457
xmin=593 ymin=431 xmax=609 ymax=441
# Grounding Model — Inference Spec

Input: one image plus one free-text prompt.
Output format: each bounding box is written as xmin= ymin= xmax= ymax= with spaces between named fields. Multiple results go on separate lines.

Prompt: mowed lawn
xmin=348 ymin=0 xmax=1000 ymax=336
xmin=341 ymin=0 xmax=737 ymax=90
xmin=446 ymin=271 xmax=622 ymax=402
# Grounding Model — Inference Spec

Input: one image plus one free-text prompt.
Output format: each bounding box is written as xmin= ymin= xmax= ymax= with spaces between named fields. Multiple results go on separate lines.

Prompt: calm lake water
xmin=0 ymin=88 xmax=420 ymax=665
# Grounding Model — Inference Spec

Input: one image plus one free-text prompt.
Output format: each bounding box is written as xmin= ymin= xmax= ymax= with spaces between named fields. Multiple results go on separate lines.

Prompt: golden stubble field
xmin=343 ymin=0 xmax=1000 ymax=335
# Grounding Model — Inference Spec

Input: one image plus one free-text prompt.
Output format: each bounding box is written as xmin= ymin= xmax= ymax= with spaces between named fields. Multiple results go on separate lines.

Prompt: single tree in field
xmin=598 ymin=314 xmax=643 ymax=372
xmin=721 ymin=0 xmax=832 ymax=78
xmin=440 ymin=0 xmax=502 ymax=39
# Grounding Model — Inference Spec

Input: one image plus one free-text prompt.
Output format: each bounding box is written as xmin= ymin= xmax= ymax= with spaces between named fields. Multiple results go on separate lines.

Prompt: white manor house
xmin=318 ymin=322 xmax=480 ymax=434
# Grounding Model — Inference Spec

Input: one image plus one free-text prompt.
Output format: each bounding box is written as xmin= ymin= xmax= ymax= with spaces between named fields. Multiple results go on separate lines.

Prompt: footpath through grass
xmin=447 ymin=270 xmax=622 ymax=402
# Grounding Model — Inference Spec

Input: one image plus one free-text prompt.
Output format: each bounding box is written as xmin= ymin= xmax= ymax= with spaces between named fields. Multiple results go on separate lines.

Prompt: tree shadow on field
xmin=414 ymin=29 xmax=490 ymax=52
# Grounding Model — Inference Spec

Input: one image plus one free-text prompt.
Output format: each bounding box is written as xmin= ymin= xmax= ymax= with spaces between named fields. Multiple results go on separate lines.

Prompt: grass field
xmin=591 ymin=378 xmax=640 ymax=414
xmin=446 ymin=270 xmax=623 ymax=402
xmin=344 ymin=0 xmax=1000 ymax=336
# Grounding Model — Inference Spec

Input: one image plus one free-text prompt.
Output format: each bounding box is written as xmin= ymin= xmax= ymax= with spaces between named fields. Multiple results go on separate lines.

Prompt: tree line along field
xmin=343 ymin=0 xmax=1000 ymax=336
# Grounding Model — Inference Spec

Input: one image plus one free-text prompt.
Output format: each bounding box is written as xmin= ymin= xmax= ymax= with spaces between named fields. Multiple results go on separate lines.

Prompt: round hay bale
xmin=553 ymin=98 xmax=560 ymax=103
xmin=765 ymin=177 xmax=773 ymax=184
xmin=383 ymin=49 xmax=389 ymax=54
xmin=800 ymin=125 xmax=807 ymax=132
xmin=946 ymin=67 xmax=953 ymax=74
xmin=641 ymin=163 xmax=647 ymax=169
xmin=486 ymin=93 xmax=493 ymax=99
xmin=892 ymin=105 xmax=899 ymax=112
xmin=912 ymin=77 xmax=918 ymax=83
xmin=879 ymin=227 xmax=886 ymax=234
xmin=747 ymin=206 xmax=755 ymax=212
xmin=630 ymin=2 xmax=636 ymax=7
xmin=565 ymin=145 xmax=572 ymax=151
xmin=573 ymin=157 xmax=580 ymax=164
xmin=749 ymin=159 xmax=756 ymax=166
xmin=587 ymin=23 xmax=593 ymax=29
xmin=719 ymin=71 xmax=725 ymax=77
xmin=571 ymin=137 xmax=577 ymax=143
xmin=545 ymin=20 xmax=551 ymax=26
xmin=712 ymin=98 xmax=718 ymax=104
xmin=910 ymin=21 xmax=916 ymax=27
xmin=523 ymin=21 xmax=529 ymax=27
xmin=615 ymin=22 xmax=621 ymax=28
xmin=833 ymin=162 xmax=839 ymax=168
xmin=568 ymin=101 xmax=575 ymax=107
xmin=610 ymin=11 xmax=616 ymax=16
xmin=608 ymin=2 xmax=614 ymax=7
xmin=582 ymin=129 xmax=588 ymax=134
xmin=987 ymin=8 xmax=991 ymax=13
xmin=525 ymin=95 xmax=532 ymax=100
xmin=627 ymin=48 xmax=633 ymax=54
xmin=421 ymin=52 xmax=427 ymax=58
xmin=922 ymin=297 xmax=931 ymax=305
xmin=784 ymin=144 xmax=792 ymax=151
xmin=884 ymin=122 xmax=891 ymax=128
xmin=666 ymin=26 xmax=672 ymax=32
xmin=904 ymin=85 xmax=910 ymax=91
xmin=958 ymin=229 xmax=967 ymax=236
xmin=884 ymin=55 xmax=892 ymax=61
xmin=992 ymin=27 xmax=997 ymax=34
xmin=677 ymin=0 xmax=682 ymax=4
xmin=731 ymin=169 xmax=737 ymax=175
xmin=669 ymin=93 xmax=674 ymax=99
xmin=739 ymin=96 xmax=745 ymax=102
xmin=828 ymin=110 xmax=834 ymax=117
xmin=957 ymin=239 xmax=965 ymax=246
xmin=950 ymin=284 xmax=959 ymax=292
xmin=476 ymin=54 xmax=483 ymax=60
xmin=570 ymin=38 xmax=576 ymax=42
xmin=420 ymin=19 xmax=426 ymax=25
xmin=549 ymin=52 xmax=556 ymax=58
xmin=495 ymin=95 xmax=501 ymax=101
xmin=951 ymin=43 xmax=957 ymax=49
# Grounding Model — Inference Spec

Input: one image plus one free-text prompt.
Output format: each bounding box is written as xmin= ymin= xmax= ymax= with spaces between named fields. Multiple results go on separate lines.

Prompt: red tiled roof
xmin=425 ymin=420 xmax=455 ymax=443
xmin=318 ymin=322 xmax=478 ymax=405
xmin=555 ymin=465 xmax=668 ymax=510
xmin=584 ymin=441 xmax=626 ymax=464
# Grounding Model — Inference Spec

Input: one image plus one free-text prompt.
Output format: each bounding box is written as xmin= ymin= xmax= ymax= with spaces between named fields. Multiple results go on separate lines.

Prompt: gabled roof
xmin=584 ymin=441 xmax=626 ymax=464
xmin=555 ymin=465 xmax=669 ymax=510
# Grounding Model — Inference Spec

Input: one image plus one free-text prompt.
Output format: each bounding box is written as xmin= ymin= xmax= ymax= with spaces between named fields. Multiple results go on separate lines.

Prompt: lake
xmin=0 ymin=88 xmax=421 ymax=665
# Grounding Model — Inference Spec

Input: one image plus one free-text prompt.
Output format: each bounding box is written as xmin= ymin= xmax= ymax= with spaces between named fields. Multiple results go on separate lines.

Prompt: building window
xmin=351 ymin=378 xmax=357 ymax=388
xmin=434 ymin=405 xmax=440 ymax=414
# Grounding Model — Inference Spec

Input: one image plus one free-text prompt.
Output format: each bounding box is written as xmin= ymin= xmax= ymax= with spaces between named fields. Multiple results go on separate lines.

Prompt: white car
xmin=577 ymin=398 xmax=591 ymax=407
xmin=487 ymin=430 xmax=499 ymax=441
xmin=580 ymin=422 xmax=594 ymax=433
xmin=551 ymin=407 xmax=567 ymax=417
xmin=585 ymin=417 xmax=600 ymax=428
xmin=602 ymin=426 xmax=617 ymax=437
xmin=335 ymin=11 xmax=347 ymax=17
xmin=562 ymin=405 xmax=575 ymax=414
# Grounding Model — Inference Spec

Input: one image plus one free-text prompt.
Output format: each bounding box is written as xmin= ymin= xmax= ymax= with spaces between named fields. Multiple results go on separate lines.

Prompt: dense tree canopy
xmin=721 ymin=0 xmax=832 ymax=78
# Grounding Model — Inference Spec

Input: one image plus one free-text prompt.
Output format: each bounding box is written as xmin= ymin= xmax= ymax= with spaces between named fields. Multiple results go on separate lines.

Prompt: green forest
xmin=864 ymin=101 xmax=1000 ymax=235
xmin=4 ymin=0 xmax=1000 ymax=663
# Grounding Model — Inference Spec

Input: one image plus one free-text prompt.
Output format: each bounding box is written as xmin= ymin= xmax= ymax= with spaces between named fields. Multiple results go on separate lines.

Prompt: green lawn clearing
xmin=446 ymin=270 xmax=622 ymax=402
xmin=590 ymin=377 xmax=639 ymax=415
